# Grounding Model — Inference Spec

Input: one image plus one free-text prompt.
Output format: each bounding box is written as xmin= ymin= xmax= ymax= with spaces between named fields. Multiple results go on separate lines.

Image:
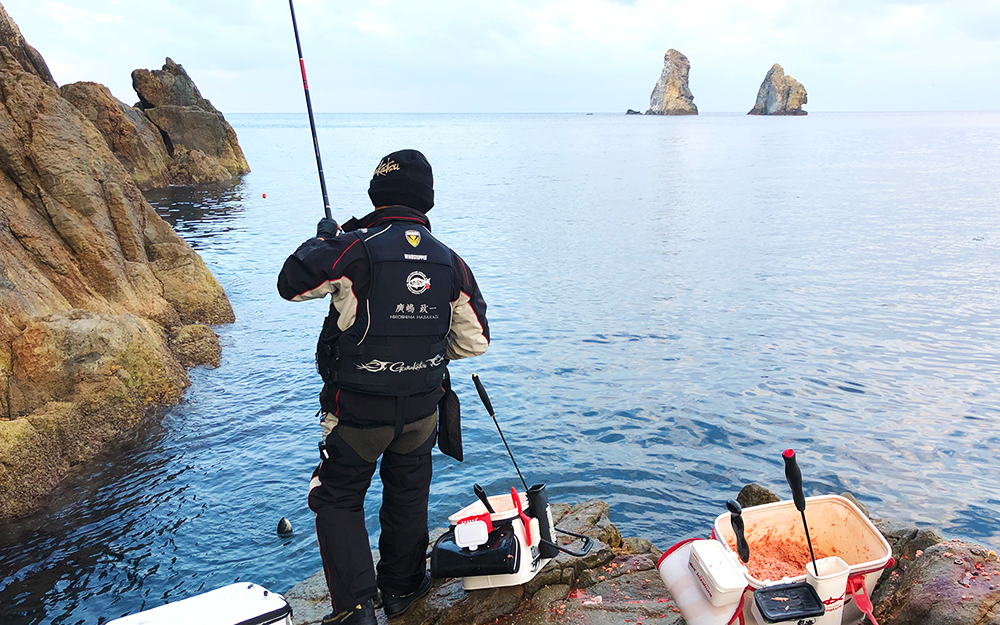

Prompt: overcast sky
xmin=3 ymin=0 xmax=999 ymax=113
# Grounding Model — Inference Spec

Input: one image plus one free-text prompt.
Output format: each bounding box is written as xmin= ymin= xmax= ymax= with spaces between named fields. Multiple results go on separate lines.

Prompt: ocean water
xmin=1 ymin=112 xmax=999 ymax=624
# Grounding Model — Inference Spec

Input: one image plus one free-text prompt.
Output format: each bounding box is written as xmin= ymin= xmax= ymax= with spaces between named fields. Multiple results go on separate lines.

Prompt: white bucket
xmin=657 ymin=540 xmax=745 ymax=625
xmin=447 ymin=490 xmax=551 ymax=590
xmin=807 ymin=557 xmax=851 ymax=625
xmin=713 ymin=495 xmax=891 ymax=625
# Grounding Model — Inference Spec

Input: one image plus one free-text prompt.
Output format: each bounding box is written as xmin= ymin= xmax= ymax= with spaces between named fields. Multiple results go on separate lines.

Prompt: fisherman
xmin=277 ymin=149 xmax=489 ymax=625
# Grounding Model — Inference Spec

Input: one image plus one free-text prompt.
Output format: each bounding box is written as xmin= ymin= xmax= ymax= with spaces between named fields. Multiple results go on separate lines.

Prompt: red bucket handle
xmin=847 ymin=573 xmax=879 ymax=625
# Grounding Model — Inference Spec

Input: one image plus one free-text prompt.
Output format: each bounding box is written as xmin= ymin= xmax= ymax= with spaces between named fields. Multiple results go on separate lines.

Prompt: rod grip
xmin=472 ymin=373 xmax=494 ymax=416
xmin=783 ymin=449 xmax=806 ymax=511
xmin=474 ymin=483 xmax=495 ymax=513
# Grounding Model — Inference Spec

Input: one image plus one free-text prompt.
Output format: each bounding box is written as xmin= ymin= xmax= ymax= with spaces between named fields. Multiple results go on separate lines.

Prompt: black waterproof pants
xmin=308 ymin=417 xmax=436 ymax=614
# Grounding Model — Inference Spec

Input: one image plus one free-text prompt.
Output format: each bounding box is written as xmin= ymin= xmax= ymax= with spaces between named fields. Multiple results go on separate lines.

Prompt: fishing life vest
xmin=317 ymin=224 xmax=453 ymax=397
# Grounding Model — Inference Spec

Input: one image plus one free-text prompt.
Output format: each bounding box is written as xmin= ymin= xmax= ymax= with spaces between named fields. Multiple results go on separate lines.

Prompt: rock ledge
xmin=286 ymin=492 xmax=1000 ymax=625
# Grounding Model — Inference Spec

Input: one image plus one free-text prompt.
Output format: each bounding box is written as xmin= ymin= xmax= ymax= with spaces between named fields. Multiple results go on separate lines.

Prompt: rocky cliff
xmin=0 ymin=4 xmax=54 ymax=87
xmin=61 ymin=58 xmax=250 ymax=189
xmin=0 ymin=7 xmax=234 ymax=519
xmin=748 ymin=63 xmax=808 ymax=115
xmin=646 ymin=49 xmax=697 ymax=116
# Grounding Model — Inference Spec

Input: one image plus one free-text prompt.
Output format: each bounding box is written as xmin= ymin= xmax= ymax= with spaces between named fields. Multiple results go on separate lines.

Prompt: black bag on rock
xmin=437 ymin=368 xmax=462 ymax=461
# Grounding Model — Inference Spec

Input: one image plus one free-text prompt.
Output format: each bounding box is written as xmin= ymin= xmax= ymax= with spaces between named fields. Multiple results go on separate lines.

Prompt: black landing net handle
xmin=288 ymin=0 xmax=332 ymax=220
xmin=470 ymin=373 xmax=593 ymax=558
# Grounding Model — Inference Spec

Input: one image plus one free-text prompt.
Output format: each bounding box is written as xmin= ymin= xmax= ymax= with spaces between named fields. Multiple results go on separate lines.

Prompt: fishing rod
xmin=469 ymin=373 xmax=594 ymax=559
xmin=287 ymin=0 xmax=332 ymax=219
xmin=472 ymin=373 xmax=529 ymax=492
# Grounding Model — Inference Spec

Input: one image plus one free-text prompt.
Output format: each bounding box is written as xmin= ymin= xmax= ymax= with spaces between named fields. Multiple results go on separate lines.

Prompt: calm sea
xmin=2 ymin=112 xmax=999 ymax=624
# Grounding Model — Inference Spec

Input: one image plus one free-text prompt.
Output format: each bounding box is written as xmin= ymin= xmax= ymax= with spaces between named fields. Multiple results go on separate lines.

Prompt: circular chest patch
xmin=406 ymin=271 xmax=431 ymax=295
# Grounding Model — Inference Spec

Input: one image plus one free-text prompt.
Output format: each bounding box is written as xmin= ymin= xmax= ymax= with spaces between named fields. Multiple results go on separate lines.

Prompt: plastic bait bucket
xmin=713 ymin=495 xmax=891 ymax=625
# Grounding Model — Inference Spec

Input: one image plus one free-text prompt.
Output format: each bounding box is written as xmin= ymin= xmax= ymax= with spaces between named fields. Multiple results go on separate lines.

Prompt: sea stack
xmin=646 ymin=49 xmax=697 ymax=115
xmin=748 ymin=63 xmax=808 ymax=115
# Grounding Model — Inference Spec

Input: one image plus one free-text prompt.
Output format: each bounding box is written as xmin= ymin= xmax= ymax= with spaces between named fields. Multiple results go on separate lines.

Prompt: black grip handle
xmin=726 ymin=499 xmax=750 ymax=564
xmin=783 ymin=449 xmax=806 ymax=512
xmin=545 ymin=526 xmax=594 ymax=558
xmin=474 ymin=483 xmax=495 ymax=513
xmin=472 ymin=373 xmax=494 ymax=416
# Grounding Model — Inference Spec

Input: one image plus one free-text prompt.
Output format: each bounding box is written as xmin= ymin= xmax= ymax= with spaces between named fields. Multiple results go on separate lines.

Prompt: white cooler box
xmin=713 ymin=495 xmax=892 ymax=625
xmin=107 ymin=583 xmax=292 ymax=625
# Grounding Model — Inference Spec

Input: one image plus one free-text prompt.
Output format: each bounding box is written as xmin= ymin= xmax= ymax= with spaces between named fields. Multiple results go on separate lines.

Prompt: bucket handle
xmin=539 ymin=526 xmax=593 ymax=558
xmin=847 ymin=574 xmax=880 ymax=625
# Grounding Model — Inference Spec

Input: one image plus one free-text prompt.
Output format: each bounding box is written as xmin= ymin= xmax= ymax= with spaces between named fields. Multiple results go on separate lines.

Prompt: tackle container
xmin=713 ymin=495 xmax=891 ymax=625
xmin=106 ymin=583 xmax=292 ymax=625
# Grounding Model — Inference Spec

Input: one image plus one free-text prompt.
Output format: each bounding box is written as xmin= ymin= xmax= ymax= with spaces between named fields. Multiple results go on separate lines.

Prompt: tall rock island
xmin=646 ymin=49 xmax=697 ymax=116
xmin=748 ymin=63 xmax=808 ymax=115
xmin=0 ymin=3 xmax=237 ymax=520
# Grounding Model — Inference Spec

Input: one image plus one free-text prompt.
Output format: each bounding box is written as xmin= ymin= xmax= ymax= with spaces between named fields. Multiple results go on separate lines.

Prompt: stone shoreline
xmin=285 ymin=486 xmax=1000 ymax=625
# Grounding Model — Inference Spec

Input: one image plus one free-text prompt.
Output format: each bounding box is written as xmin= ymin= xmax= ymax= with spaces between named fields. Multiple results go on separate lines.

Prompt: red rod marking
xmin=299 ymin=58 xmax=309 ymax=89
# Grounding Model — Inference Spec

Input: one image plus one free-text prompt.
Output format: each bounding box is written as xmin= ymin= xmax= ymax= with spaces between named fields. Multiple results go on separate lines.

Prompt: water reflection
xmin=0 ymin=419 xmax=172 ymax=625
xmin=143 ymin=178 xmax=247 ymax=247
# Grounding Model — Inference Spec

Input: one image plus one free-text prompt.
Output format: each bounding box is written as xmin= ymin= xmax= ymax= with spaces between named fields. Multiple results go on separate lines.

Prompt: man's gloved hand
xmin=316 ymin=218 xmax=339 ymax=240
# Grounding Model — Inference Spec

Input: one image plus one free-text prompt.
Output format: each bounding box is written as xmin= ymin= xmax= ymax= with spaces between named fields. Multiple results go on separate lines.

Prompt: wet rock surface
xmin=0 ymin=11 xmax=234 ymax=519
xmin=748 ymin=63 xmax=808 ymax=115
xmin=646 ymin=49 xmax=697 ymax=116
xmin=168 ymin=323 xmax=222 ymax=368
xmin=871 ymin=525 xmax=1000 ymax=624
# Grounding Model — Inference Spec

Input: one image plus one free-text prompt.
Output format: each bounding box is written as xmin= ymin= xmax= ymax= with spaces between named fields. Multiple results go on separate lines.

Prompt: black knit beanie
xmin=368 ymin=149 xmax=434 ymax=213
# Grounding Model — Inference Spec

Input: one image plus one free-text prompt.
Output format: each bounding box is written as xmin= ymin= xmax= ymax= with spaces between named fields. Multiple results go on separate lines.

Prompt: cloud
xmin=2 ymin=0 xmax=998 ymax=112
xmin=46 ymin=1 xmax=123 ymax=25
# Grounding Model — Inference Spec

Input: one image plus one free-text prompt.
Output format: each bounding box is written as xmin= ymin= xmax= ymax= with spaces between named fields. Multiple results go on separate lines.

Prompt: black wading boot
xmin=382 ymin=572 xmax=432 ymax=619
xmin=322 ymin=599 xmax=377 ymax=625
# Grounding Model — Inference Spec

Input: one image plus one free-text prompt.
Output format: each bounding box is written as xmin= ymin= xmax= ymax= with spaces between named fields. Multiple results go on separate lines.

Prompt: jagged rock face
xmin=748 ymin=63 xmax=808 ymax=115
xmin=145 ymin=105 xmax=248 ymax=175
xmin=132 ymin=57 xmax=216 ymax=111
xmin=0 ymin=44 xmax=233 ymax=519
xmin=646 ymin=49 xmax=697 ymax=116
xmin=59 ymin=81 xmax=173 ymax=190
xmin=0 ymin=4 xmax=55 ymax=87
xmin=133 ymin=58 xmax=250 ymax=177
xmin=59 ymin=57 xmax=250 ymax=189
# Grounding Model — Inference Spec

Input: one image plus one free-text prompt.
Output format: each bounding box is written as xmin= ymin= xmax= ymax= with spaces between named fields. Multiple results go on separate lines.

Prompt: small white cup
xmin=806 ymin=556 xmax=851 ymax=625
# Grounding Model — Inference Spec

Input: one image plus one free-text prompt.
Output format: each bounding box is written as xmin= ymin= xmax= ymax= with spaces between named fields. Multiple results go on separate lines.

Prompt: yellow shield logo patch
xmin=405 ymin=230 xmax=421 ymax=247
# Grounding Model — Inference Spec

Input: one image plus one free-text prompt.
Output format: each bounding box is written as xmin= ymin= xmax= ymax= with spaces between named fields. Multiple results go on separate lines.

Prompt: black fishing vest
xmin=316 ymin=224 xmax=453 ymax=397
